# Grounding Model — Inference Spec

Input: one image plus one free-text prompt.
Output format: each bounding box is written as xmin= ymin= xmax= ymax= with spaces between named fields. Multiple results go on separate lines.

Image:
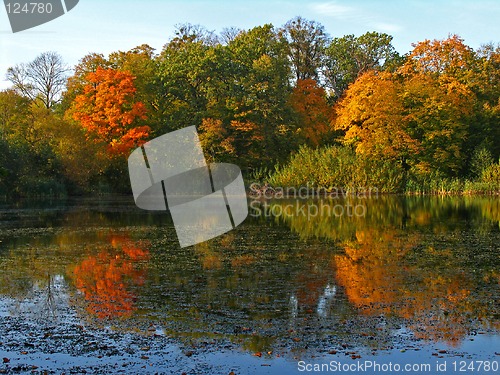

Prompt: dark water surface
xmin=0 ymin=196 xmax=498 ymax=374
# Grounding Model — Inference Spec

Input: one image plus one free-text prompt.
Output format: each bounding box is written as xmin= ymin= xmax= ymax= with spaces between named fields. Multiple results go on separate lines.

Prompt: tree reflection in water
xmin=268 ymin=196 xmax=499 ymax=346
xmin=70 ymin=234 xmax=150 ymax=319
xmin=0 ymin=196 xmax=497 ymax=356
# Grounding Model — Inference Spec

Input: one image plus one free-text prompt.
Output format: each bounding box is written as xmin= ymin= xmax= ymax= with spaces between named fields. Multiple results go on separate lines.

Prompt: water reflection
xmin=0 ymin=196 xmax=498 ymax=357
xmin=315 ymin=284 xmax=336 ymax=318
xmin=265 ymin=196 xmax=499 ymax=346
xmin=0 ymin=235 xmax=72 ymax=318
xmin=69 ymin=234 xmax=150 ymax=319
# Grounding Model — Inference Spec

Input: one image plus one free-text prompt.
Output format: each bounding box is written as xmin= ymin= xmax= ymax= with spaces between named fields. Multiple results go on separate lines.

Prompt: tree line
xmin=0 ymin=17 xmax=498 ymax=196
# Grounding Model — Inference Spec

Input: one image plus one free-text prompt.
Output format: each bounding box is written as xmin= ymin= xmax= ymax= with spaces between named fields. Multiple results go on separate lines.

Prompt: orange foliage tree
xmin=400 ymin=34 xmax=475 ymax=79
xmin=335 ymin=67 xmax=473 ymax=175
xmin=335 ymin=71 xmax=420 ymax=161
xmin=69 ymin=67 xmax=149 ymax=156
xmin=402 ymin=73 xmax=472 ymax=175
xmin=289 ymin=79 xmax=333 ymax=146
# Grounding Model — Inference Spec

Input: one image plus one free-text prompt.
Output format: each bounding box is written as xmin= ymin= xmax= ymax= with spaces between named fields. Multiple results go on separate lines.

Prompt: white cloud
xmin=310 ymin=2 xmax=355 ymax=18
xmin=310 ymin=1 xmax=403 ymax=36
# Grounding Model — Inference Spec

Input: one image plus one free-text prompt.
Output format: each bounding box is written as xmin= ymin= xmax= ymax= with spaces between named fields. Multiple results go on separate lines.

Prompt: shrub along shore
xmin=255 ymin=145 xmax=500 ymax=196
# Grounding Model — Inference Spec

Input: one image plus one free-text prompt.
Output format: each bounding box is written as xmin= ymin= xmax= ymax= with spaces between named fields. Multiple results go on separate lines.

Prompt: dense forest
xmin=0 ymin=17 xmax=498 ymax=196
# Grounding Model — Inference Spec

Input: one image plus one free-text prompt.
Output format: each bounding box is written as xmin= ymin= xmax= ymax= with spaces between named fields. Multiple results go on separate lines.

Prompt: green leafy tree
xmin=217 ymin=24 xmax=295 ymax=168
xmin=157 ymin=28 xmax=217 ymax=132
xmin=467 ymin=43 xmax=500 ymax=162
xmin=0 ymin=89 xmax=31 ymax=142
xmin=324 ymin=32 xmax=401 ymax=99
xmin=279 ymin=17 xmax=329 ymax=82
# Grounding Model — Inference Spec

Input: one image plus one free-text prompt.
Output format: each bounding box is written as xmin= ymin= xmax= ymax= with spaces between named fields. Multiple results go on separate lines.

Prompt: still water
xmin=0 ymin=196 xmax=498 ymax=374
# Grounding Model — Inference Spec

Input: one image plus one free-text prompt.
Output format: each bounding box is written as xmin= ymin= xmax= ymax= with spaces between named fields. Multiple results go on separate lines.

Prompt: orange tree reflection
xmin=269 ymin=197 xmax=499 ymax=346
xmin=70 ymin=234 xmax=150 ymax=319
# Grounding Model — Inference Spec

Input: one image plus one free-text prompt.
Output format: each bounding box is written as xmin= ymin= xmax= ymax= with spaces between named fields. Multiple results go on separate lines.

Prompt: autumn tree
xmin=472 ymin=43 xmax=500 ymax=161
xmin=335 ymin=69 xmax=473 ymax=176
xmin=6 ymin=52 xmax=68 ymax=109
xmin=289 ymin=79 xmax=334 ymax=146
xmin=108 ymin=45 xmax=161 ymax=132
xmin=335 ymin=71 xmax=419 ymax=164
xmin=402 ymin=74 xmax=473 ymax=175
xmin=69 ymin=67 xmax=149 ymax=156
xmin=399 ymin=35 xmax=492 ymax=174
xmin=198 ymin=118 xmax=235 ymax=163
xmin=474 ymin=43 xmax=500 ymax=106
xmin=61 ymin=53 xmax=112 ymax=112
xmin=400 ymin=34 xmax=475 ymax=79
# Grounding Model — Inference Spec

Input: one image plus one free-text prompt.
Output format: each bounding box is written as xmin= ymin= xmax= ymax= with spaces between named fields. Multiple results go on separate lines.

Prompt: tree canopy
xmin=1 ymin=20 xmax=498 ymax=196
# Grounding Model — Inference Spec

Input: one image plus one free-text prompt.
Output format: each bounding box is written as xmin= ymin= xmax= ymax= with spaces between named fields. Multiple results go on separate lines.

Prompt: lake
xmin=0 ymin=195 xmax=498 ymax=374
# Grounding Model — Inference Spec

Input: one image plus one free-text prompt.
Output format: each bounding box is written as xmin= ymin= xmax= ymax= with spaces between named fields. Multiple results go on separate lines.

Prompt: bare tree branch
xmin=6 ymin=52 xmax=69 ymax=109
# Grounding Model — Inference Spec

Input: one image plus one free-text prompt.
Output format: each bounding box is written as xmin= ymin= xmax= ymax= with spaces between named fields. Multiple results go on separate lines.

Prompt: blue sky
xmin=1 ymin=0 xmax=499 ymax=89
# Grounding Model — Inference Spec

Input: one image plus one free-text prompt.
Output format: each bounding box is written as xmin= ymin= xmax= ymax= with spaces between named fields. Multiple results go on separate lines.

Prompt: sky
xmin=1 ymin=0 xmax=499 ymax=89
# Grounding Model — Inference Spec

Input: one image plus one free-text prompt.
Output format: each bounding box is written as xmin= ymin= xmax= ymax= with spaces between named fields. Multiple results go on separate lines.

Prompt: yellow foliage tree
xmin=335 ymin=68 xmax=473 ymax=175
xmin=335 ymin=71 xmax=419 ymax=161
